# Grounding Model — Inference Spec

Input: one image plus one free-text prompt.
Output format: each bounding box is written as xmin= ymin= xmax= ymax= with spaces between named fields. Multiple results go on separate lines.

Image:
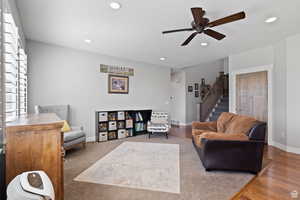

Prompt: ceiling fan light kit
xmin=162 ymin=7 xmax=246 ymax=46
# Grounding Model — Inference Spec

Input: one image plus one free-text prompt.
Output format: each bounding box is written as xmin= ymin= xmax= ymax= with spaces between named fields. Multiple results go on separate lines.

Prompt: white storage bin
xmin=99 ymin=132 xmax=108 ymax=142
xmin=118 ymin=129 xmax=127 ymax=139
xmin=118 ymin=111 xmax=125 ymax=120
xmin=99 ymin=112 xmax=108 ymax=122
xmin=108 ymin=121 xmax=117 ymax=131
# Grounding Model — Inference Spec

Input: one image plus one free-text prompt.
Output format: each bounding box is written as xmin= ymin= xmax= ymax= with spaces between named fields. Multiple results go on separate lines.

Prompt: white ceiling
xmin=16 ymin=0 xmax=300 ymax=68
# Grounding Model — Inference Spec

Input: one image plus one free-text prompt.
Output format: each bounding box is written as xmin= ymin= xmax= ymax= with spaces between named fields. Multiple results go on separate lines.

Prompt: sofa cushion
xmin=64 ymin=130 xmax=85 ymax=142
xmin=198 ymin=132 xmax=249 ymax=148
xmin=224 ymin=115 xmax=258 ymax=135
xmin=217 ymin=112 xmax=236 ymax=132
xmin=192 ymin=129 xmax=208 ymax=136
xmin=192 ymin=121 xmax=217 ymax=132
xmin=193 ymin=134 xmax=203 ymax=148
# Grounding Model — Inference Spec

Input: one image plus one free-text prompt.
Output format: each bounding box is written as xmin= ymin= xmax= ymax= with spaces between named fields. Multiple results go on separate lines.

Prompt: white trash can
xmin=7 ymin=171 xmax=55 ymax=200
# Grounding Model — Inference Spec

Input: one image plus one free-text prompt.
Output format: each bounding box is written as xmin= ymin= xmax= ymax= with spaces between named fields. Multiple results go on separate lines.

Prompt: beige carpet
xmin=74 ymin=142 xmax=180 ymax=193
xmin=64 ymin=135 xmax=254 ymax=200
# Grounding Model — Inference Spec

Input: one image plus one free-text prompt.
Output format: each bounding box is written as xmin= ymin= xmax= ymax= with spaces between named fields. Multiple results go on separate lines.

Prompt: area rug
xmin=74 ymin=141 xmax=180 ymax=194
xmin=66 ymin=136 xmax=256 ymax=200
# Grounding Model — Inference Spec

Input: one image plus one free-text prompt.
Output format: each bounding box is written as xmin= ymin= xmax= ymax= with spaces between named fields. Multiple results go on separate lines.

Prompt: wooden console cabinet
xmin=6 ymin=113 xmax=64 ymax=200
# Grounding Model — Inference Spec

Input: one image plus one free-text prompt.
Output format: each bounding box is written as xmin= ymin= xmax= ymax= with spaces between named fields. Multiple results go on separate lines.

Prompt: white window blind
xmin=18 ymin=48 xmax=27 ymax=115
xmin=0 ymin=0 xmax=4 ymax=149
xmin=3 ymin=12 xmax=27 ymax=122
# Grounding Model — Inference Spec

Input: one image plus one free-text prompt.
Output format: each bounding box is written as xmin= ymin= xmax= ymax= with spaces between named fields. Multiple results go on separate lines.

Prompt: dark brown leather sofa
xmin=192 ymin=112 xmax=267 ymax=174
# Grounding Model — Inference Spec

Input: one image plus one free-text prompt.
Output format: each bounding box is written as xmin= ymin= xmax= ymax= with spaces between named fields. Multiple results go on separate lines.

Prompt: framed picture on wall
xmin=195 ymin=83 xmax=199 ymax=90
xmin=108 ymin=75 xmax=129 ymax=94
xmin=188 ymin=85 xmax=193 ymax=92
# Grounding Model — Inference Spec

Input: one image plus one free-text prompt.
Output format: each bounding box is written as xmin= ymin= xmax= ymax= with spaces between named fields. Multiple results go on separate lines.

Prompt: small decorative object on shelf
xmin=99 ymin=123 xmax=108 ymax=132
xmin=118 ymin=121 xmax=125 ymax=129
xmin=195 ymin=83 xmax=199 ymax=91
xmin=95 ymin=109 xmax=152 ymax=142
xmin=188 ymin=85 xmax=193 ymax=92
xmin=126 ymin=119 xmax=133 ymax=128
xmin=108 ymin=112 xmax=117 ymax=121
xmin=108 ymin=131 xmax=117 ymax=140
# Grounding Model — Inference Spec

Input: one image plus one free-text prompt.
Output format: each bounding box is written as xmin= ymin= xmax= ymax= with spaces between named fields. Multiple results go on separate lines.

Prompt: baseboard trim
xmin=86 ymin=136 xmax=96 ymax=142
xmin=269 ymin=141 xmax=300 ymax=155
xmin=179 ymin=122 xmax=192 ymax=126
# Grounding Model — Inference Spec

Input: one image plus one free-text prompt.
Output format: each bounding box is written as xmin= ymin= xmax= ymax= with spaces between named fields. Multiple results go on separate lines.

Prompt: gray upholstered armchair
xmin=35 ymin=105 xmax=86 ymax=150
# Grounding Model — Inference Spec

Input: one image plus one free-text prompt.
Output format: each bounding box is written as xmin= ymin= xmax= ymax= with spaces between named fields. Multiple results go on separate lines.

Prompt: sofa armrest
xmin=200 ymin=139 xmax=265 ymax=173
xmin=248 ymin=122 xmax=267 ymax=141
xmin=192 ymin=121 xmax=217 ymax=131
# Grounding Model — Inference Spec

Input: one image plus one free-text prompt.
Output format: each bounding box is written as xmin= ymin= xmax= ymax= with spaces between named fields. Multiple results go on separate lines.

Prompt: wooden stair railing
xmin=199 ymin=73 xmax=227 ymax=122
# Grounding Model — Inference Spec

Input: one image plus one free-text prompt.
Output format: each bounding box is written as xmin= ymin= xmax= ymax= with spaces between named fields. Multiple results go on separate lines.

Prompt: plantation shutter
xmin=18 ymin=47 xmax=27 ymax=115
xmin=3 ymin=9 xmax=27 ymax=122
xmin=0 ymin=0 xmax=4 ymax=150
xmin=3 ymin=11 xmax=18 ymax=122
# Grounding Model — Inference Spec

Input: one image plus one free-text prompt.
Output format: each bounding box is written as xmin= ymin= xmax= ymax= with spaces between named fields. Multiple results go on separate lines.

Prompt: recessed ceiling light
xmin=84 ymin=39 xmax=92 ymax=43
xmin=110 ymin=2 xmax=121 ymax=10
xmin=265 ymin=17 xmax=278 ymax=23
xmin=160 ymin=57 xmax=166 ymax=61
xmin=200 ymin=42 xmax=208 ymax=47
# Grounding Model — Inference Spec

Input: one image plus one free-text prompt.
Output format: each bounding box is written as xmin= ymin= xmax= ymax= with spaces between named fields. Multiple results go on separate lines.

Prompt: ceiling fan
xmin=162 ymin=8 xmax=246 ymax=46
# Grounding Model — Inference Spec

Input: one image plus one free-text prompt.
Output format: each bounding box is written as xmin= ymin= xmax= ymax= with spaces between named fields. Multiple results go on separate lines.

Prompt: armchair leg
xmin=166 ymin=132 xmax=168 ymax=139
xmin=148 ymin=132 xmax=151 ymax=139
xmin=82 ymin=142 xmax=86 ymax=149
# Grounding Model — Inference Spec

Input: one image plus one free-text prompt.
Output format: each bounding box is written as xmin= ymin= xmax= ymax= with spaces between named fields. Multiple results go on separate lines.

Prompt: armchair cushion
xmin=64 ymin=129 xmax=85 ymax=143
xmin=147 ymin=123 xmax=168 ymax=132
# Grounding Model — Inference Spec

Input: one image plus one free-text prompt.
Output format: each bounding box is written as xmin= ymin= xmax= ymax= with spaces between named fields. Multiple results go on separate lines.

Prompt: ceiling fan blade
xmin=191 ymin=7 xmax=205 ymax=25
xmin=208 ymin=12 xmax=246 ymax=28
xmin=181 ymin=32 xmax=198 ymax=46
xmin=204 ymin=29 xmax=226 ymax=40
xmin=162 ymin=28 xmax=194 ymax=34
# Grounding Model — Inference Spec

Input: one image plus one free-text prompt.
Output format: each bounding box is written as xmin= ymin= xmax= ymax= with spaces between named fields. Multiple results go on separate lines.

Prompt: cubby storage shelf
xmin=95 ymin=109 xmax=152 ymax=142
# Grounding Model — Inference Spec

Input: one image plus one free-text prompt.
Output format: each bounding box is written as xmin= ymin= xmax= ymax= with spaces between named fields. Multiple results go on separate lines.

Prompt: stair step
xmin=215 ymin=108 xmax=228 ymax=113
xmin=209 ymin=116 xmax=219 ymax=121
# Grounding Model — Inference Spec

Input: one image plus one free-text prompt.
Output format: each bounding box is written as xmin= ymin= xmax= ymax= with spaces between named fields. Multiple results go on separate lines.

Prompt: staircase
xmin=208 ymin=96 xmax=229 ymax=121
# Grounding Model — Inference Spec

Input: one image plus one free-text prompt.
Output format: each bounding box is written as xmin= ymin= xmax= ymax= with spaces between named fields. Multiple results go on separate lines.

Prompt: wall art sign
xmin=100 ymin=64 xmax=134 ymax=76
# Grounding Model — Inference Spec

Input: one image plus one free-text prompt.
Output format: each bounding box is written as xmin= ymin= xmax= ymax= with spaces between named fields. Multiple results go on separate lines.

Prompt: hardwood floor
xmin=169 ymin=125 xmax=300 ymax=200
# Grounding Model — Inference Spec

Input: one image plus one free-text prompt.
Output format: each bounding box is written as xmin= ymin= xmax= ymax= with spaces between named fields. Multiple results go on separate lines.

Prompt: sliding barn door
xmin=236 ymin=71 xmax=268 ymax=122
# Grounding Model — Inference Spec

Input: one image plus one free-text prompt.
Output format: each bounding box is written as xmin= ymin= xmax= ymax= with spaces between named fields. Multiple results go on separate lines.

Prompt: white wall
xmin=8 ymin=0 xmax=26 ymax=47
xmin=27 ymin=40 xmax=171 ymax=141
xmin=286 ymin=34 xmax=300 ymax=149
xmin=228 ymin=46 xmax=274 ymax=114
xmin=229 ymin=35 xmax=300 ymax=153
xmin=170 ymin=70 xmax=186 ymax=125
xmin=184 ymin=59 xmax=224 ymax=124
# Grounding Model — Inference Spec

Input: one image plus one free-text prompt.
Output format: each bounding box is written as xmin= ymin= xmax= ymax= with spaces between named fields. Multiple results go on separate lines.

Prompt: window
xmin=3 ymin=12 xmax=27 ymax=122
